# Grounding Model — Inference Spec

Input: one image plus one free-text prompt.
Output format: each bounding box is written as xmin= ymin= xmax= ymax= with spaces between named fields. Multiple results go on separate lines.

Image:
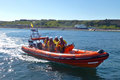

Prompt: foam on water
xmin=0 ymin=32 xmax=48 ymax=63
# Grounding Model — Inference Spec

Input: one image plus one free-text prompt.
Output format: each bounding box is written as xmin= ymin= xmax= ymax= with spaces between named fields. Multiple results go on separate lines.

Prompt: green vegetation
xmin=98 ymin=25 xmax=120 ymax=29
xmin=0 ymin=19 xmax=120 ymax=29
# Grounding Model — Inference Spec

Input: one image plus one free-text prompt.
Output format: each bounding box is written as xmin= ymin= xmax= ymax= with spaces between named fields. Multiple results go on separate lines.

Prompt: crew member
xmin=57 ymin=36 xmax=67 ymax=53
xmin=53 ymin=36 xmax=59 ymax=46
xmin=37 ymin=41 xmax=42 ymax=49
xmin=28 ymin=39 xmax=35 ymax=48
xmin=44 ymin=36 xmax=49 ymax=50
xmin=48 ymin=37 xmax=55 ymax=52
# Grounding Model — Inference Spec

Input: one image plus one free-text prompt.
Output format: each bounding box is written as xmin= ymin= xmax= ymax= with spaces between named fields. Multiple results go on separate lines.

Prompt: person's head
xmin=54 ymin=36 xmax=59 ymax=41
xmin=60 ymin=36 xmax=63 ymax=41
xmin=50 ymin=37 xmax=53 ymax=41
xmin=46 ymin=36 xmax=49 ymax=41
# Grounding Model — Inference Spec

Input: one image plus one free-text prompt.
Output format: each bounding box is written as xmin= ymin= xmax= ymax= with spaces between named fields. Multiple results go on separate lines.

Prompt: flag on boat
xmin=31 ymin=23 xmax=34 ymax=28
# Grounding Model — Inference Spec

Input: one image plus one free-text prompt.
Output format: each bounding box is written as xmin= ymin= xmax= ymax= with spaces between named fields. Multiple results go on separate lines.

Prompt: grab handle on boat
xmin=97 ymin=49 xmax=105 ymax=54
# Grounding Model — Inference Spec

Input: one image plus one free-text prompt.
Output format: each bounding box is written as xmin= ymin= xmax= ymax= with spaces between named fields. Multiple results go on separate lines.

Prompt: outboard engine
xmin=97 ymin=49 xmax=105 ymax=54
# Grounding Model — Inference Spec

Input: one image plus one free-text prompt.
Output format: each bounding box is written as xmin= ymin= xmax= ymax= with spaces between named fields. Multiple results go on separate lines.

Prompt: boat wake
xmin=0 ymin=32 xmax=48 ymax=63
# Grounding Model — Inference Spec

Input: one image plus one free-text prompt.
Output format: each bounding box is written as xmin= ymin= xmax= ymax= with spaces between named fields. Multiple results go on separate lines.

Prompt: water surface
xmin=0 ymin=28 xmax=120 ymax=80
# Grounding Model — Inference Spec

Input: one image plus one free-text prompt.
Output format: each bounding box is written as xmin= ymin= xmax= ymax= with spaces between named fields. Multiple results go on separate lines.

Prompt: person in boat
xmin=53 ymin=36 xmax=59 ymax=52
xmin=36 ymin=41 xmax=42 ymax=49
xmin=53 ymin=36 xmax=59 ymax=46
xmin=48 ymin=37 xmax=55 ymax=52
xmin=57 ymin=36 xmax=67 ymax=53
xmin=28 ymin=39 xmax=36 ymax=48
xmin=44 ymin=36 xmax=49 ymax=50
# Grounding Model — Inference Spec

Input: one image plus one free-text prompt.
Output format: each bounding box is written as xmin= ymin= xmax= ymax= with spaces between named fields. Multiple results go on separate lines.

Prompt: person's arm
xmin=64 ymin=40 xmax=67 ymax=46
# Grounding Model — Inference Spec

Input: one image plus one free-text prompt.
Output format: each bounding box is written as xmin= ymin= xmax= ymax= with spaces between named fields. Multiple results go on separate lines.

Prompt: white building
xmin=74 ymin=24 xmax=87 ymax=29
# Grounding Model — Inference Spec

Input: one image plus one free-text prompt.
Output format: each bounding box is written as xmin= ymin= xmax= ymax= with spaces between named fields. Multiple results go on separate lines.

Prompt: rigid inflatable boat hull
xmin=22 ymin=46 xmax=109 ymax=68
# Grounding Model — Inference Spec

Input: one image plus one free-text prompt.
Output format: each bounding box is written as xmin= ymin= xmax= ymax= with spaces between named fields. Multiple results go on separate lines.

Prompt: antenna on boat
xmin=30 ymin=23 xmax=41 ymax=39
xmin=30 ymin=28 xmax=39 ymax=38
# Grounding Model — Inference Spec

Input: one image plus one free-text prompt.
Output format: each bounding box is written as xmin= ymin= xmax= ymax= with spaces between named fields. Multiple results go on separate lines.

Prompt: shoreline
xmin=0 ymin=26 xmax=120 ymax=32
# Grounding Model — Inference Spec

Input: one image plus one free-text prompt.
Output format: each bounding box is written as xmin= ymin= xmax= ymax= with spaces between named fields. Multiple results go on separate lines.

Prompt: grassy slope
xmin=0 ymin=19 xmax=120 ymax=29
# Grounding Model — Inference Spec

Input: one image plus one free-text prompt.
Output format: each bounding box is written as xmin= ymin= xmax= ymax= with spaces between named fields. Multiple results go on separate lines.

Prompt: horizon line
xmin=1 ymin=18 xmax=120 ymax=21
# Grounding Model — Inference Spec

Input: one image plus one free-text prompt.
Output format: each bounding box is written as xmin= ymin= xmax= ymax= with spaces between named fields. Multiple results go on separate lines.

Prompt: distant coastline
xmin=1 ymin=19 xmax=120 ymax=31
xmin=1 ymin=26 xmax=120 ymax=32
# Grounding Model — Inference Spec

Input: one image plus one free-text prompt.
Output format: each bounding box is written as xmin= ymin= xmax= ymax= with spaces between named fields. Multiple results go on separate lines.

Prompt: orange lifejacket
xmin=64 ymin=44 xmax=74 ymax=53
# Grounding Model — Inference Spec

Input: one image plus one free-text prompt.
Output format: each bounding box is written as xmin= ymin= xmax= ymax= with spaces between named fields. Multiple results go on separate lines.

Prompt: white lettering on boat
xmin=88 ymin=61 xmax=98 ymax=64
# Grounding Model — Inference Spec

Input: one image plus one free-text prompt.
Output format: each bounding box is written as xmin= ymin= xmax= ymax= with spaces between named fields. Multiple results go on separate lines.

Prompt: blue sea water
xmin=0 ymin=28 xmax=120 ymax=80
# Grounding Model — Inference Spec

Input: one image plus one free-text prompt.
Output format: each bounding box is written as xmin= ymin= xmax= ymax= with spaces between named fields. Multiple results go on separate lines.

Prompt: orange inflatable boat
xmin=21 ymin=28 xmax=109 ymax=68
xmin=22 ymin=44 xmax=109 ymax=68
